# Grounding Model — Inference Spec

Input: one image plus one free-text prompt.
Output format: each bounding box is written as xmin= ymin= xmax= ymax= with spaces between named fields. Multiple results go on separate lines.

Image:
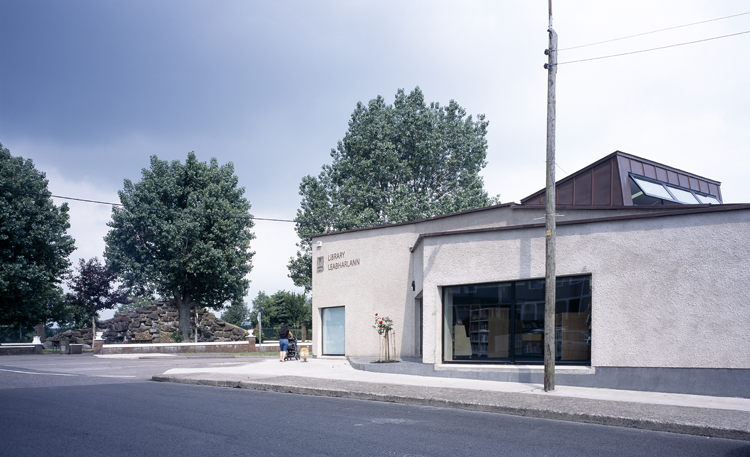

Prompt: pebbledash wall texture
xmin=311 ymin=203 xmax=750 ymax=397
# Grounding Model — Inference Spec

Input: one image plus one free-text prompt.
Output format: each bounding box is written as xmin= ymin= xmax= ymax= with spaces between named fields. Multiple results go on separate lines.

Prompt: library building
xmin=310 ymin=151 xmax=750 ymax=398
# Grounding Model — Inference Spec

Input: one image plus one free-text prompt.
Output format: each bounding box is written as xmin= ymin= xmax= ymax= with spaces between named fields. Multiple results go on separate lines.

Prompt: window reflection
xmin=514 ymin=280 xmax=545 ymax=361
xmin=322 ymin=307 xmax=345 ymax=356
xmin=629 ymin=174 xmax=721 ymax=206
xmin=442 ymin=276 xmax=591 ymax=364
xmin=443 ymin=283 xmax=511 ymax=361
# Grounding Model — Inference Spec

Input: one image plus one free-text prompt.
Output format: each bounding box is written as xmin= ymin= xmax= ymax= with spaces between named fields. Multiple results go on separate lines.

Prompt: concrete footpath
xmin=151 ymin=357 xmax=750 ymax=441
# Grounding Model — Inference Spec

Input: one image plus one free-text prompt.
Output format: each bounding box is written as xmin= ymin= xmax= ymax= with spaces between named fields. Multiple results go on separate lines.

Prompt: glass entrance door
xmin=322 ymin=306 xmax=345 ymax=356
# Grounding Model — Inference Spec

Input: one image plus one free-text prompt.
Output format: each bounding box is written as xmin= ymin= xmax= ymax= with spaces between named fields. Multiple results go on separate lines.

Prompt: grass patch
xmin=40 ymin=348 xmax=95 ymax=354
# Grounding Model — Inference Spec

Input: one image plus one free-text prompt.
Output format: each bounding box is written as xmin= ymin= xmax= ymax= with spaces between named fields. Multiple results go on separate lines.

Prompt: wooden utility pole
xmin=543 ymin=0 xmax=558 ymax=392
xmin=194 ymin=307 xmax=199 ymax=344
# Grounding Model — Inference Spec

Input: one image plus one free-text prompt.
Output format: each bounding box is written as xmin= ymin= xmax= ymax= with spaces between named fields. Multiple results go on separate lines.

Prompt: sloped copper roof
xmin=520 ymin=151 xmax=722 ymax=207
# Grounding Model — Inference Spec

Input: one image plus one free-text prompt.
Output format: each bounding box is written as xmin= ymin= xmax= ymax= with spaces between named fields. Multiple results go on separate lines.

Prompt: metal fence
xmin=256 ymin=326 xmax=312 ymax=342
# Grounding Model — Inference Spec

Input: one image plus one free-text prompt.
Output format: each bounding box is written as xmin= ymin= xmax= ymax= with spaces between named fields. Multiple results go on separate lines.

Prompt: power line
xmin=556 ymin=30 xmax=750 ymax=66
xmin=559 ymin=11 xmax=750 ymax=51
xmin=539 ymin=161 xmax=568 ymax=175
xmin=0 ymin=185 xmax=292 ymax=223
xmin=0 ymin=185 xmax=371 ymax=228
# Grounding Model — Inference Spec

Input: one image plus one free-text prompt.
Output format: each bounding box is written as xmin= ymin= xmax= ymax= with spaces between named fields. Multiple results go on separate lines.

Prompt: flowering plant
xmin=373 ymin=313 xmax=393 ymax=335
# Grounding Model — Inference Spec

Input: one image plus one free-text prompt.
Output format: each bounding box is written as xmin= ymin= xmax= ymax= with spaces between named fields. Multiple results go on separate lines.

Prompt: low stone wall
xmin=0 ymin=345 xmax=38 ymax=356
xmin=49 ymin=328 xmax=94 ymax=347
xmin=101 ymin=340 xmax=256 ymax=355
xmin=99 ymin=340 xmax=313 ymax=355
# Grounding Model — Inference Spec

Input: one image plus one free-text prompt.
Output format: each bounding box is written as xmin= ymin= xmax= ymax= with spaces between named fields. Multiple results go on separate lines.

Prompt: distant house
xmin=309 ymin=151 xmax=750 ymax=398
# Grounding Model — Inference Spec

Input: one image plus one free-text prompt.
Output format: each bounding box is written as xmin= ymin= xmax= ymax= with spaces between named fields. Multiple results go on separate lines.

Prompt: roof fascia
xmin=408 ymin=203 xmax=750 ymax=253
xmin=311 ymin=202 xmax=515 ymax=239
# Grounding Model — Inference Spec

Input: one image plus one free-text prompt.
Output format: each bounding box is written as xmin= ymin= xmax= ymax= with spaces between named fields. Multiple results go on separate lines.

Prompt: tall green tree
xmin=0 ymin=143 xmax=76 ymax=327
xmin=279 ymin=291 xmax=311 ymax=328
xmin=42 ymin=287 xmax=82 ymax=330
xmin=104 ymin=152 xmax=255 ymax=341
xmin=248 ymin=291 xmax=274 ymax=328
xmin=221 ymin=299 xmax=249 ymax=326
xmin=288 ymin=87 xmax=498 ymax=291
xmin=248 ymin=290 xmax=310 ymax=328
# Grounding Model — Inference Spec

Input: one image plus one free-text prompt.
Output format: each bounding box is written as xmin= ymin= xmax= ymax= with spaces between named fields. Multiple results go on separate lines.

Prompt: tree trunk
xmin=174 ymin=289 xmax=192 ymax=342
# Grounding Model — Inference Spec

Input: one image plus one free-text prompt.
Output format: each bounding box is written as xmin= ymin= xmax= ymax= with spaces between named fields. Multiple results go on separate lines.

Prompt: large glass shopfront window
xmin=442 ymin=276 xmax=591 ymax=364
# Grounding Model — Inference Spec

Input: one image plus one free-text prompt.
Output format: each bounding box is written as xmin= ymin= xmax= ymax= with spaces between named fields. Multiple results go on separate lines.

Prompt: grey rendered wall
xmin=420 ymin=209 xmax=750 ymax=369
xmin=310 ymin=204 xmax=732 ymax=360
xmin=312 ymin=228 xmax=418 ymax=357
xmin=311 ymin=205 xmax=549 ymax=357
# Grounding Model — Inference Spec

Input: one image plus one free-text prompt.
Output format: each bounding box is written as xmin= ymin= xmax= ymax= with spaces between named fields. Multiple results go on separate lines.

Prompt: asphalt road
xmin=1 ymin=355 xmax=749 ymax=457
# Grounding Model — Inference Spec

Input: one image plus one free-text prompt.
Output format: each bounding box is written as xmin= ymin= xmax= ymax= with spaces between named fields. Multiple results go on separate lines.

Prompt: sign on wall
xmin=319 ymin=251 xmax=361 ymax=271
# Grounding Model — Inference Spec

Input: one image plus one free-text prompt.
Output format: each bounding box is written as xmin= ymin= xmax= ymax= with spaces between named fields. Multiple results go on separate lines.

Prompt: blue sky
xmin=2 ymin=1 xmax=749 ymax=317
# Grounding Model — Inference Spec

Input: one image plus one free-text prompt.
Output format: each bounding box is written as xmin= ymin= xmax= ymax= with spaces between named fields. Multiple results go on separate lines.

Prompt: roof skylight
xmin=695 ymin=194 xmax=722 ymax=205
xmin=630 ymin=174 xmax=721 ymax=206
xmin=666 ymin=186 xmax=701 ymax=204
xmin=632 ymin=176 xmax=674 ymax=200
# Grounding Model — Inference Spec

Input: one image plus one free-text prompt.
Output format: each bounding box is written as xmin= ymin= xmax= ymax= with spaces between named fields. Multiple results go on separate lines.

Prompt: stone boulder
xmin=49 ymin=300 xmax=249 ymax=346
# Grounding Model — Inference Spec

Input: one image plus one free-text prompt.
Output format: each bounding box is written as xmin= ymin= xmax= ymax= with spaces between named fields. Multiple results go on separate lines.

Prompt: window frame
xmin=629 ymin=173 xmax=721 ymax=206
xmin=441 ymin=275 xmax=592 ymax=366
xmin=321 ymin=306 xmax=346 ymax=356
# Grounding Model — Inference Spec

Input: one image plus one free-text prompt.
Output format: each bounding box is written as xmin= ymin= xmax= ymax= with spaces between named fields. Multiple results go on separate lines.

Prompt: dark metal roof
xmin=313 ymin=151 xmax=729 ymax=239
xmin=520 ymin=151 xmax=723 ymax=207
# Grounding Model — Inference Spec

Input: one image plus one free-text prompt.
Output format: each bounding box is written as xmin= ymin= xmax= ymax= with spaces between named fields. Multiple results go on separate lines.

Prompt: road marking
xmin=0 ymin=368 xmax=76 ymax=376
xmin=95 ymin=375 xmax=137 ymax=378
xmin=0 ymin=369 xmax=135 ymax=378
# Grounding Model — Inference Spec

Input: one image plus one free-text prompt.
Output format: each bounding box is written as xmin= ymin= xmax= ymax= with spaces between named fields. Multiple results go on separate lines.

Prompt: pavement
xmin=149 ymin=355 xmax=750 ymax=441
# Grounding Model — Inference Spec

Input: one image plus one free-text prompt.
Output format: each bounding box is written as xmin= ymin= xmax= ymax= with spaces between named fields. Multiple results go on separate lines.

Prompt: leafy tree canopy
xmin=249 ymin=290 xmax=310 ymax=328
xmin=221 ymin=299 xmax=249 ymax=326
xmin=0 ymin=143 xmax=76 ymax=326
xmin=288 ymin=87 xmax=498 ymax=291
xmin=66 ymin=257 xmax=130 ymax=326
xmin=248 ymin=291 xmax=274 ymax=327
xmin=116 ymin=295 xmax=154 ymax=314
xmin=104 ymin=152 xmax=255 ymax=340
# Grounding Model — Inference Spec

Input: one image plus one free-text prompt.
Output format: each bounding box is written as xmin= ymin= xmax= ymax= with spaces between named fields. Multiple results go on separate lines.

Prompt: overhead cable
xmin=556 ymin=30 xmax=750 ymax=65
xmin=0 ymin=185 xmax=291 ymax=223
xmin=559 ymin=11 xmax=750 ymax=51
xmin=0 ymin=185 xmax=370 ymax=228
